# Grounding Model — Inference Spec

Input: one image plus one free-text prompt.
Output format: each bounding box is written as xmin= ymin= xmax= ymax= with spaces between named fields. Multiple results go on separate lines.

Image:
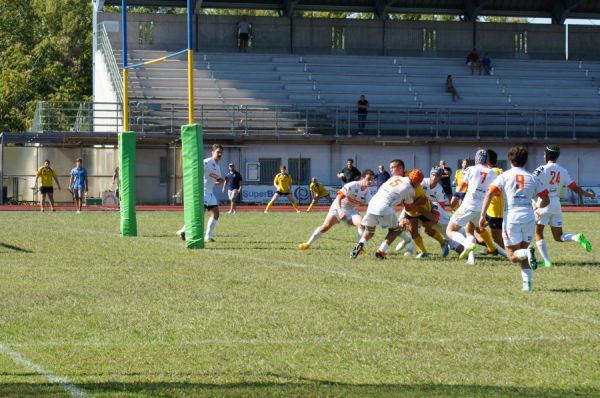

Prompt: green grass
xmin=0 ymin=210 xmax=599 ymax=397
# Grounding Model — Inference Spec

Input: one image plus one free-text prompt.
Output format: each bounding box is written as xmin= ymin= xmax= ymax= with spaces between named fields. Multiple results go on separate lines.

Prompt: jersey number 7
xmin=480 ymin=172 xmax=488 ymax=184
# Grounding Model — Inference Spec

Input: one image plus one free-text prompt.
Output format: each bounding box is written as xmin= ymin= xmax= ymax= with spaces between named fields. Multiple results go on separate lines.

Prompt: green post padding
xmin=119 ymin=132 xmax=138 ymax=237
xmin=181 ymin=124 xmax=204 ymax=249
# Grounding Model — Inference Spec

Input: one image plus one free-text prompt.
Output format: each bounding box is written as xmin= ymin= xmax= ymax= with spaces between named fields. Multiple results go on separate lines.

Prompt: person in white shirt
xmin=299 ymin=170 xmax=375 ymax=250
xmin=237 ymin=16 xmax=251 ymax=52
xmin=177 ymin=144 xmax=224 ymax=243
xmin=351 ymin=163 xmax=423 ymax=260
xmin=446 ymin=149 xmax=497 ymax=264
xmin=480 ymin=146 xmax=549 ymax=292
xmin=533 ymin=145 xmax=595 ymax=267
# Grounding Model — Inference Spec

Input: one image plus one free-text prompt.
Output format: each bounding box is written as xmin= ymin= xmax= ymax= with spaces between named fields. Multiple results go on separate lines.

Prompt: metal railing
xmin=98 ymin=23 xmax=124 ymax=104
xmin=29 ymin=101 xmax=600 ymax=141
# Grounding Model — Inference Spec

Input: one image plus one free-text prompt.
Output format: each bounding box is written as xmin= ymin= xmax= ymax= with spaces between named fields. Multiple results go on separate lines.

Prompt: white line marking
xmin=10 ymin=333 xmax=600 ymax=348
xmin=0 ymin=342 xmax=90 ymax=398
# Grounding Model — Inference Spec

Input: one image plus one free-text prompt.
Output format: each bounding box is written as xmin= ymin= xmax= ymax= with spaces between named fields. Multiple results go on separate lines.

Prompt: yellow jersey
xmin=36 ymin=166 xmax=57 ymax=187
xmin=404 ymin=184 xmax=431 ymax=216
xmin=454 ymin=168 xmax=467 ymax=193
xmin=310 ymin=182 xmax=329 ymax=197
xmin=274 ymin=172 xmax=293 ymax=193
xmin=487 ymin=167 xmax=504 ymax=218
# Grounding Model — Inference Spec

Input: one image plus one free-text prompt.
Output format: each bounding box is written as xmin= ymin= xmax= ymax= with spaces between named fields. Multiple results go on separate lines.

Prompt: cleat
xmin=541 ymin=260 xmax=553 ymax=268
xmin=298 ymin=242 xmax=310 ymax=251
xmin=415 ymin=252 xmax=429 ymax=259
xmin=459 ymin=243 xmax=476 ymax=260
xmin=375 ymin=250 xmax=386 ymax=260
xmin=522 ymin=281 xmax=533 ymax=292
xmin=351 ymin=242 xmax=364 ymax=259
xmin=177 ymin=230 xmax=186 ymax=241
xmin=204 ymin=238 xmax=215 ymax=243
xmin=527 ymin=246 xmax=538 ymax=270
xmin=576 ymin=233 xmax=592 ymax=253
xmin=441 ymin=242 xmax=450 ymax=258
xmin=263 ymin=210 xmax=268 ymax=214
xmin=296 ymin=210 xmax=301 ymax=214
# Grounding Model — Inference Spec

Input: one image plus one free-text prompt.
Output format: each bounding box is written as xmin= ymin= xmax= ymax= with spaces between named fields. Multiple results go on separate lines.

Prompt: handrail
xmin=98 ymin=23 xmax=124 ymax=104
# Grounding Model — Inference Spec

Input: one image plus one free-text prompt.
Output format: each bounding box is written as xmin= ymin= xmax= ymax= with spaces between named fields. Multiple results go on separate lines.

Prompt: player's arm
xmin=479 ymin=186 xmax=498 ymax=229
xmin=569 ymin=183 xmax=595 ymax=199
xmin=34 ymin=173 xmax=40 ymax=190
xmin=53 ymin=173 xmax=61 ymax=190
xmin=84 ymin=173 xmax=89 ymax=193
xmin=238 ymin=177 xmax=243 ymax=192
xmin=68 ymin=173 xmax=74 ymax=191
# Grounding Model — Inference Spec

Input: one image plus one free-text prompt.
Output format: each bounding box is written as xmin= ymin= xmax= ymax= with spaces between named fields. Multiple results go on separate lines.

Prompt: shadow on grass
xmin=549 ymin=262 xmax=600 ymax=267
xmin=0 ymin=381 xmax=596 ymax=398
xmin=546 ymin=288 xmax=599 ymax=293
xmin=0 ymin=243 xmax=33 ymax=253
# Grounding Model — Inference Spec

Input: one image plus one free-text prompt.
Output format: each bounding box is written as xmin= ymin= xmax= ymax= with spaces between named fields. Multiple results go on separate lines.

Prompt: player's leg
xmin=504 ymin=223 xmax=537 ymax=291
xmin=48 ymin=191 xmax=56 ymax=212
xmin=286 ymin=193 xmax=301 ymax=213
xmin=535 ymin=222 xmax=552 ymax=267
xmin=551 ymin=213 xmax=592 ymax=253
xmin=205 ymin=205 xmax=220 ymax=242
xmin=464 ymin=222 xmax=478 ymax=264
xmin=264 ymin=193 xmax=280 ymax=213
xmin=40 ymin=191 xmax=46 ymax=212
xmin=446 ymin=211 xmax=476 ymax=259
xmin=374 ymin=214 xmax=401 ymax=259
xmin=306 ymin=197 xmax=318 ymax=213
xmin=410 ymin=218 xmax=428 ymax=258
xmin=350 ymin=213 xmax=365 ymax=241
xmin=232 ymin=189 xmax=239 ymax=213
xmin=326 ymin=194 xmax=333 ymax=205
xmin=351 ymin=213 xmax=376 ymax=258
xmin=300 ymin=212 xmax=339 ymax=250
xmin=394 ymin=212 xmax=414 ymax=254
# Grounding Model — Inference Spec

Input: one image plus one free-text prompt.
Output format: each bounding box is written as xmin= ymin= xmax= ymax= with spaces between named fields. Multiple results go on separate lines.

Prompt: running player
xmin=299 ymin=170 xmax=375 ymax=250
xmin=480 ymin=146 xmax=549 ymax=292
xmin=533 ymin=145 xmax=595 ymax=267
xmin=446 ymin=149 xmax=497 ymax=264
xmin=264 ymin=165 xmax=301 ymax=213
xmin=176 ymin=144 xmax=224 ymax=243
xmin=306 ymin=177 xmax=333 ymax=213
xmin=351 ymin=166 xmax=423 ymax=259
xmin=483 ymin=149 xmax=507 ymax=256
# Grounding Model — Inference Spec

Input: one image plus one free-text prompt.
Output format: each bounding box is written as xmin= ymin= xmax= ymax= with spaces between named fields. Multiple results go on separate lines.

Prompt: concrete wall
xmin=98 ymin=12 xmax=580 ymax=60
xmin=4 ymin=142 xmax=599 ymax=204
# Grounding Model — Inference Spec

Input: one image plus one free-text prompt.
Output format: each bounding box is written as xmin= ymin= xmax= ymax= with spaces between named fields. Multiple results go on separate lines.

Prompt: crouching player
xmin=480 ymin=146 xmax=549 ymax=292
xmin=299 ymin=170 xmax=375 ymax=250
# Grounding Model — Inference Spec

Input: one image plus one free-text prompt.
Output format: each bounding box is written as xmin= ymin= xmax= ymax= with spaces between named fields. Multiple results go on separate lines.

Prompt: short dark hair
xmin=390 ymin=159 xmax=405 ymax=169
xmin=508 ymin=146 xmax=528 ymax=167
xmin=487 ymin=149 xmax=498 ymax=166
xmin=346 ymin=158 xmax=354 ymax=163
xmin=44 ymin=159 xmax=50 ymax=163
xmin=76 ymin=158 xmax=82 ymax=162
xmin=212 ymin=144 xmax=223 ymax=151
xmin=362 ymin=169 xmax=375 ymax=178
xmin=545 ymin=145 xmax=560 ymax=162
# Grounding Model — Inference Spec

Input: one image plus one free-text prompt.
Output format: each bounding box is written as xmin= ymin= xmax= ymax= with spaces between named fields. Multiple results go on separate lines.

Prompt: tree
xmin=0 ymin=0 xmax=92 ymax=132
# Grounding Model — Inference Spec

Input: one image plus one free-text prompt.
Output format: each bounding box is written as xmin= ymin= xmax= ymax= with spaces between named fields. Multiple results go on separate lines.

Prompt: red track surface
xmin=1 ymin=205 xmax=600 ymax=212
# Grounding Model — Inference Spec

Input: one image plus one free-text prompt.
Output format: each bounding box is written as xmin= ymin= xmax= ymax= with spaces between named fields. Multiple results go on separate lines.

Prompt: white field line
xmin=0 ymin=342 xmax=90 ymax=398
xmin=9 ymin=333 xmax=600 ymax=348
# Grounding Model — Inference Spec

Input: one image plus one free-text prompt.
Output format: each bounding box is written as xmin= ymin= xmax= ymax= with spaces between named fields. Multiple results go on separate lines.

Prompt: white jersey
xmin=366 ymin=176 xmax=414 ymax=215
xmin=533 ymin=162 xmax=576 ymax=213
xmin=491 ymin=167 xmax=546 ymax=225
xmin=334 ymin=181 xmax=372 ymax=212
xmin=422 ymin=178 xmax=447 ymax=205
xmin=461 ymin=164 xmax=497 ymax=211
xmin=204 ymin=157 xmax=222 ymax=194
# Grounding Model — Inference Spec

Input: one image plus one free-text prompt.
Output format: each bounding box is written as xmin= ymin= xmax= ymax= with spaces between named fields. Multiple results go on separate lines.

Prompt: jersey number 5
xmin=550 ymin=171 xmax=561 ymax=185
xmin=515 ymin=174 xmax=525 ymax=190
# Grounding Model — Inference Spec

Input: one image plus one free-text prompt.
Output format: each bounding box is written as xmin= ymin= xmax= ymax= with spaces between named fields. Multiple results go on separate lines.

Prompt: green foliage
xmin=0 ymin=0 xmax=92 ymax=132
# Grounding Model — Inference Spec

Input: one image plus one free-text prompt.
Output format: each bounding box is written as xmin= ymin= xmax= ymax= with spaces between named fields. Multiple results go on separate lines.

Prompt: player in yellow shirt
xmin=451 ymin=158 xmax=469 ymax=210
xmin=264 ymin=165 xmax=301 ymax=213
xmin=306 ymin=178 xmax=333 ymax=212
xmin=484 ymin=150 xmax=506 ymax=254
xmin=34 ymin=159 xmax=61 ymax=212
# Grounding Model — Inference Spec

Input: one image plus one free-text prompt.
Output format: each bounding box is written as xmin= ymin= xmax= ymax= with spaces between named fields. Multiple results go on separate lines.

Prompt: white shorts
xmin=433 ymin=203 xmax=451 ymax=226
xmin=449 ymin=207 xmax=481 ymax=228
xmin=361 ymin=212 xmax=399 ymax=230
xmin=328 ymin=206 xmax=359 ymax=223
xmin=502 ymin=222 xmax=534 ymax=247
xmin=536 ymin=209 xmax=563 ymax=228
xmin=205 ymin=192 xmax=218 ymax=206
xmin=228 ymin=189 xmax=240 ymax=200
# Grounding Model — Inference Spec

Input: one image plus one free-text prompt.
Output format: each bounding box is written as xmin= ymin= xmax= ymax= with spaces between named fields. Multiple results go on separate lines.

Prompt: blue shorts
xmin=72 ymin=188 xmax=85 ymax=199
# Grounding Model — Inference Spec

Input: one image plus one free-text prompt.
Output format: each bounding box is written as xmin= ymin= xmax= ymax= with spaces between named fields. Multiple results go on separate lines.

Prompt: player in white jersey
xmin=532 ymin=145 xmax=595 ymax=267
xmin=177 ymin=144 xmax=224 ymax=243
xmin=446 ymin=149 xmax=497 ymax=264
xmin=480 ymin=146 xmax=549 ymax=292
xmin=351 ymin=165 xmax=423 ymax=259
xmin=299 ymin=170 xmax=375 ymax=250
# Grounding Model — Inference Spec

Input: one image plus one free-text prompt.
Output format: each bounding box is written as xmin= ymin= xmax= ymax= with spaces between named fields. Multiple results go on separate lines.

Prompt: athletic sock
xmin=447 ymin=230 xmax=470 ymax=248
xmin=536 ymin=239 xmax=551 ymax=263
xmin=357 ymin=227 xmax=364 ymax=241
xmin=479 ymin=228 xmax=496 ymax=253
xmin=467 ymin=236 xmax=476 ymax=262
xmin=414 ymin=236 xmax=427 ymax=254
xmin=493 ymin=242 xmax=508 ymax=258
xmin=205 ymin=217 xmax=218 ymax=239
xmin=399 ymin=230 xmax=412 ymax=243
xmin=378 ymin=241 xmax=390 ymax=253
xmin=521 ymin=268 xmax=532 ymax=283
xmin=561 ymin=233 xmax=577 ymax=242
xmin=431 ymin=230 xmax=445 ymax=245
xmin=514 ymin=248 xmax=529 ymax=261
xmin=265 ymin=201 xmax=273 ymax=212
xmin=359 ymin=237 xmax=367 ymax=245
xmin=307 ymin=227 xmax=321 ymax=245
xmin=292 ymin=202 xmax=300 ymax=212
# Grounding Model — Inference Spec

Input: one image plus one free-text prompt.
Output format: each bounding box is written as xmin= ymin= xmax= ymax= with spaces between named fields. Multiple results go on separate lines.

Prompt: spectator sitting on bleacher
xmin=481 ymin=53 xmax=492 ymax=75
xmin=466 ymin=49 xmax=480 ymax=75
xmin=445 ymin=75 xmax=460 ymax=102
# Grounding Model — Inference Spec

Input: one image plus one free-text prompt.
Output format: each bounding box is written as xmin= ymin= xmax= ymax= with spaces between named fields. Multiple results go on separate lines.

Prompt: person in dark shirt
xmin=337 ymin=158 xmax=361 ymax=184
xmin=375 ymin=164 xmax=390 ymax=190
xmin=223 ymin=163 xmax=243 ymax=214
xmin=438 ymin=159 xmax=453 ymax=201
xmin=357 ymin=95 xmax=369 ymax=135
xmin=466 ymin=48 xmax=480 ymax=75
xmin=481 ymin=53 xmax=492 ymax=75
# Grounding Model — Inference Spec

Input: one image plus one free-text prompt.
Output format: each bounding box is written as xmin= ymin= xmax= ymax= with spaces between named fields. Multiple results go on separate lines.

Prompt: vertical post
xmin=122 ymin=0 xmax=129 ymax=131
xmin=0 ymin=133 xmax=4 ymax=205
xmin=188 ymin=0 xmax=194 ymax=124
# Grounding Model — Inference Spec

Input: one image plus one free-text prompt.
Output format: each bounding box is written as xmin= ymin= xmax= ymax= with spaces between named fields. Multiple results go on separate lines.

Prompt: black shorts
xmin=276 ymin=191 xmax=290 ymax=195
xmin=40 ymin=186 xmax=53 ymax=194
xmin=486 ymin=215 xmax=503 ymax=229
xmin=239 ymin=33 xmax=249 ymax=41
xmin=404 ymin=213 xmax=430 ymax=223
xmin=204 ymin=204 xmax=218 ymax=210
